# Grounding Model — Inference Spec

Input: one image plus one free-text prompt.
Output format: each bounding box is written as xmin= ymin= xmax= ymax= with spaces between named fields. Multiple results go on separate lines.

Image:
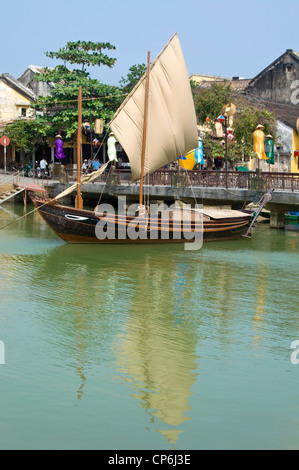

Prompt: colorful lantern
xmin=107 ymin=132 xmax=118 ymax=162
xmin=215 ymin=121 xmax=223 ymax=138
xmin=178 ymin=150 xmax=196 ymax=170
xmin=265 ymin=134 xmax=275 ymax=164
xmin=195 ymin=139 xmax=204 ymax=164
xmin=221 ymin=103 xmax=236 ymax=117
xmin=55 ymin=135 xmax=66 ymax=160
xmin=253 ymin=124 xmax=268 ymax=160
xmin=95 ymin=118 xmax=103 ymax=134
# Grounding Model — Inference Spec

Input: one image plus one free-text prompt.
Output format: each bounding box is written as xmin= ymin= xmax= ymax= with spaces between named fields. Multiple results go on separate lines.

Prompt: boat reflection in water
xmin=33 ymin=243 xmax=200 ymax=445
xmin=112 ymin=260 xmax=199 ymax=445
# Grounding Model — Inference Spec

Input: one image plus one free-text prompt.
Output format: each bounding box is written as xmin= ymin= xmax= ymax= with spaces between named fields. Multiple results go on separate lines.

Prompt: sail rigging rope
xmin=181 ymin=167 xmax=200 ymax=207
xmin=0 ymin=199 xmax=52 ymax=232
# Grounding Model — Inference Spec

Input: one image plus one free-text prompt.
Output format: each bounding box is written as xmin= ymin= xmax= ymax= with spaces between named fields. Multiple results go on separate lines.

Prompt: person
xmin=92 ymin=157 xmax=101 ymax=171
xmin=82 ymin=159 xmax=88 ymax=174
xmin=40 ymin=157 xmax=48 ymax=172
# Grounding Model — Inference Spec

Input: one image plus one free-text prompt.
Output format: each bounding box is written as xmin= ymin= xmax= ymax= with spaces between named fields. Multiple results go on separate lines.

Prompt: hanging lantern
xmin=217 ymin=114 xmax=225 ymax=124
xmin=55 ymin=134 xmax=66 ymax=160
xmin=206 ymin=116 xmax=210 ymax=123
xmin=95 ymin=118 xmax=103 ymax=134
xmin=294 ymin=150 xmax=299 ymax=157
xmin=215 ymin=121 xmax=223 ymax=138
xmin=265 ymin=135 xmax=275 ymax=165
xmin=221 ymin=103 xmax=236 ymax=117
xmin=227 ymin=133 xmax=234 ymax=141
xmin=178 ymin=150 xmax=196 ymax=170
xmin=227 ymin=127 xmax=233 ymax=134
xmin=93 ymin=138 xmax=99 ymax=147
xmin=253 ymin=125 xmax=268 ymax=160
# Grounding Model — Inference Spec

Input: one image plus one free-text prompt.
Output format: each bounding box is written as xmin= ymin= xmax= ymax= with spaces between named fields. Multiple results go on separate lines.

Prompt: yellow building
xmin=189 ymin=73 xmax=229 ymax=85
xmin=0 ymin=73 xmax=35 ymax=167
xmin=0 ymin=73 xmax=35 ymax=123
xmin=292 ymin=128 xmax=299 ymax=173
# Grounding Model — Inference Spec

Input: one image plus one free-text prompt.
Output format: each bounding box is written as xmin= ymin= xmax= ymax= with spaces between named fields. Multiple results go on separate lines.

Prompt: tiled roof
xmin=198 ymin=78 xmax=251 ymax=92
xmin=27 ymin=65 xmax=53 ymax=74
xmin=240 ymin=94 xmax=299 ymax=130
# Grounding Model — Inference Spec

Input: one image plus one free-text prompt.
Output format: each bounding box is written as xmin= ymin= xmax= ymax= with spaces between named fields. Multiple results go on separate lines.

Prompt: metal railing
xmin=6 ymin=167 xmax=298 ymax=192
xmin=62 ymin=168 xmax=299 ymax=192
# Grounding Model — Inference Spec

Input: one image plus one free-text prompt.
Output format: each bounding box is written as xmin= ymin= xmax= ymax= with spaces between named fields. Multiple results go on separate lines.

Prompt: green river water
xmin=0 ymin=202 xmax=299 ymax=450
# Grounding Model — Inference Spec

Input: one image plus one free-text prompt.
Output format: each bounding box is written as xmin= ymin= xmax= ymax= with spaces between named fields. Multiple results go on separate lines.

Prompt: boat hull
xmin=32 ymin=197 xmax=252 ymax=244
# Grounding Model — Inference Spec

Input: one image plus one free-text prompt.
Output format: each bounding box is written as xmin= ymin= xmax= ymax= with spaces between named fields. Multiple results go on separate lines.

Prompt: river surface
xmin=0 ymin=202 xmax=299 ymax=450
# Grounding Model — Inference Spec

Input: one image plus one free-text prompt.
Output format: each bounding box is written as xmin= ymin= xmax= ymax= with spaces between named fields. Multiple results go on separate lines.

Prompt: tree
xmin=192 ymin=81 xmax=277 ymax=164
xmin=2 ymin=120 xmax=42 ymax=155
xmin=192 ymin=81 xmax=232 ymax=123
xmin=119 ymin=63 xmax=147 ymax=94
xmin=233 ymin=106 xmax=277 ymax=148
xmin=31 ymin=40 xmax=122 ymax=139
xmin=45 ymin=41 xmax=117 ymax=71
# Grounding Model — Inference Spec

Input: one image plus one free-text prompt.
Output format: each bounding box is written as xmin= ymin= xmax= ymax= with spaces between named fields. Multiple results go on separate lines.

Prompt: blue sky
xmin=1 ymin=0 xmax=298 ymax=86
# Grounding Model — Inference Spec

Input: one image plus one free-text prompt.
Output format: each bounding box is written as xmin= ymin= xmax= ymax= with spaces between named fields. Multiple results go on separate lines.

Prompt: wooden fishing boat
xmin=32 ymin=34 xmax=252 ymax=245
xmin=31 ymin=198 xmax=251 ymax=243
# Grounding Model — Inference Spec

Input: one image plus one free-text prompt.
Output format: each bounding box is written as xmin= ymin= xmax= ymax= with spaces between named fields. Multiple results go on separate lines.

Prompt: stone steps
xmin=0 ymin=187 xmax=25 ymax=204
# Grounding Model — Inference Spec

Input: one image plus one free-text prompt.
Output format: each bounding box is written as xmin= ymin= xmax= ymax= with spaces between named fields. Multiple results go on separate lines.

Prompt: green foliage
xmin=193 ymin=82 xmax=277 ymax=163
xmin=193 ymin=82 xmax=232 ymax=123
xmin=2 ymin=120 xmax=44 ymax=154
xmin=31 ymin=40 xmax=122 ymax=139
xmin=119 ymin=63 xmax=147 ymax=94
xmin=202 ymin=133 xmax=224 ymax=160
xmin=45 ymin=41 xmax=116 ymax=71
xmin=233 ymin=107 xmax=277 ymax=146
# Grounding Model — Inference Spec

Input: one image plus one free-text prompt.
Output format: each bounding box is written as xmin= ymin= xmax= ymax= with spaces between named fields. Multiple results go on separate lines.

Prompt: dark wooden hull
xmin=32 ymin=197 xmax=252 ymax=244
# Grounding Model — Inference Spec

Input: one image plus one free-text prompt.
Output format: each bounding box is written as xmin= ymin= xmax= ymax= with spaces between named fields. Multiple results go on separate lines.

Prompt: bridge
xmin=42 ymin=168 xmax=299 ymax=229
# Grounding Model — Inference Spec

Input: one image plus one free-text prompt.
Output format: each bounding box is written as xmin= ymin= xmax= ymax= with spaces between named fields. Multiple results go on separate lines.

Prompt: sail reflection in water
xmin=112 ymin=257 xmax=199 ymax=445
xmin=32 ymin=243 xmax=200 ymax=445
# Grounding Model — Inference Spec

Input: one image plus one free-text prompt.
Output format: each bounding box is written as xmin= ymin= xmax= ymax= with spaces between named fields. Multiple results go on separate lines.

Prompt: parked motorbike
xmin=41 ymin=168 xmax=49 ymax=178
xmin=35 ymin=161 xmax=49 ymax=178
xmin=23 ymin=162 xmax=34 ymax=178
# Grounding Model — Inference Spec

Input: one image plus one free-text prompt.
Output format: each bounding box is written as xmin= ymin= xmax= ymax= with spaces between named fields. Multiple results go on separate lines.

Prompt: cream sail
xmin=110 ymin=33 xmax=198 ymax=181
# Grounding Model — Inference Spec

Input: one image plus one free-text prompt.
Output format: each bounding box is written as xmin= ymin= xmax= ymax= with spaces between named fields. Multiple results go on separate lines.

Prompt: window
xmin=21 ymin=107 xmax=27 ymax=117
xmin=284 ymin=63 xmax=294 ymax=72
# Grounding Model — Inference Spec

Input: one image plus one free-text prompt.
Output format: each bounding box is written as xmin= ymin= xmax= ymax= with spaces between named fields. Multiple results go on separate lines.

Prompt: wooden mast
xmin=75 ymin=86 xmax=83 ymax=209
xmin=139 ymin=51 xmax=151 ymax=208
